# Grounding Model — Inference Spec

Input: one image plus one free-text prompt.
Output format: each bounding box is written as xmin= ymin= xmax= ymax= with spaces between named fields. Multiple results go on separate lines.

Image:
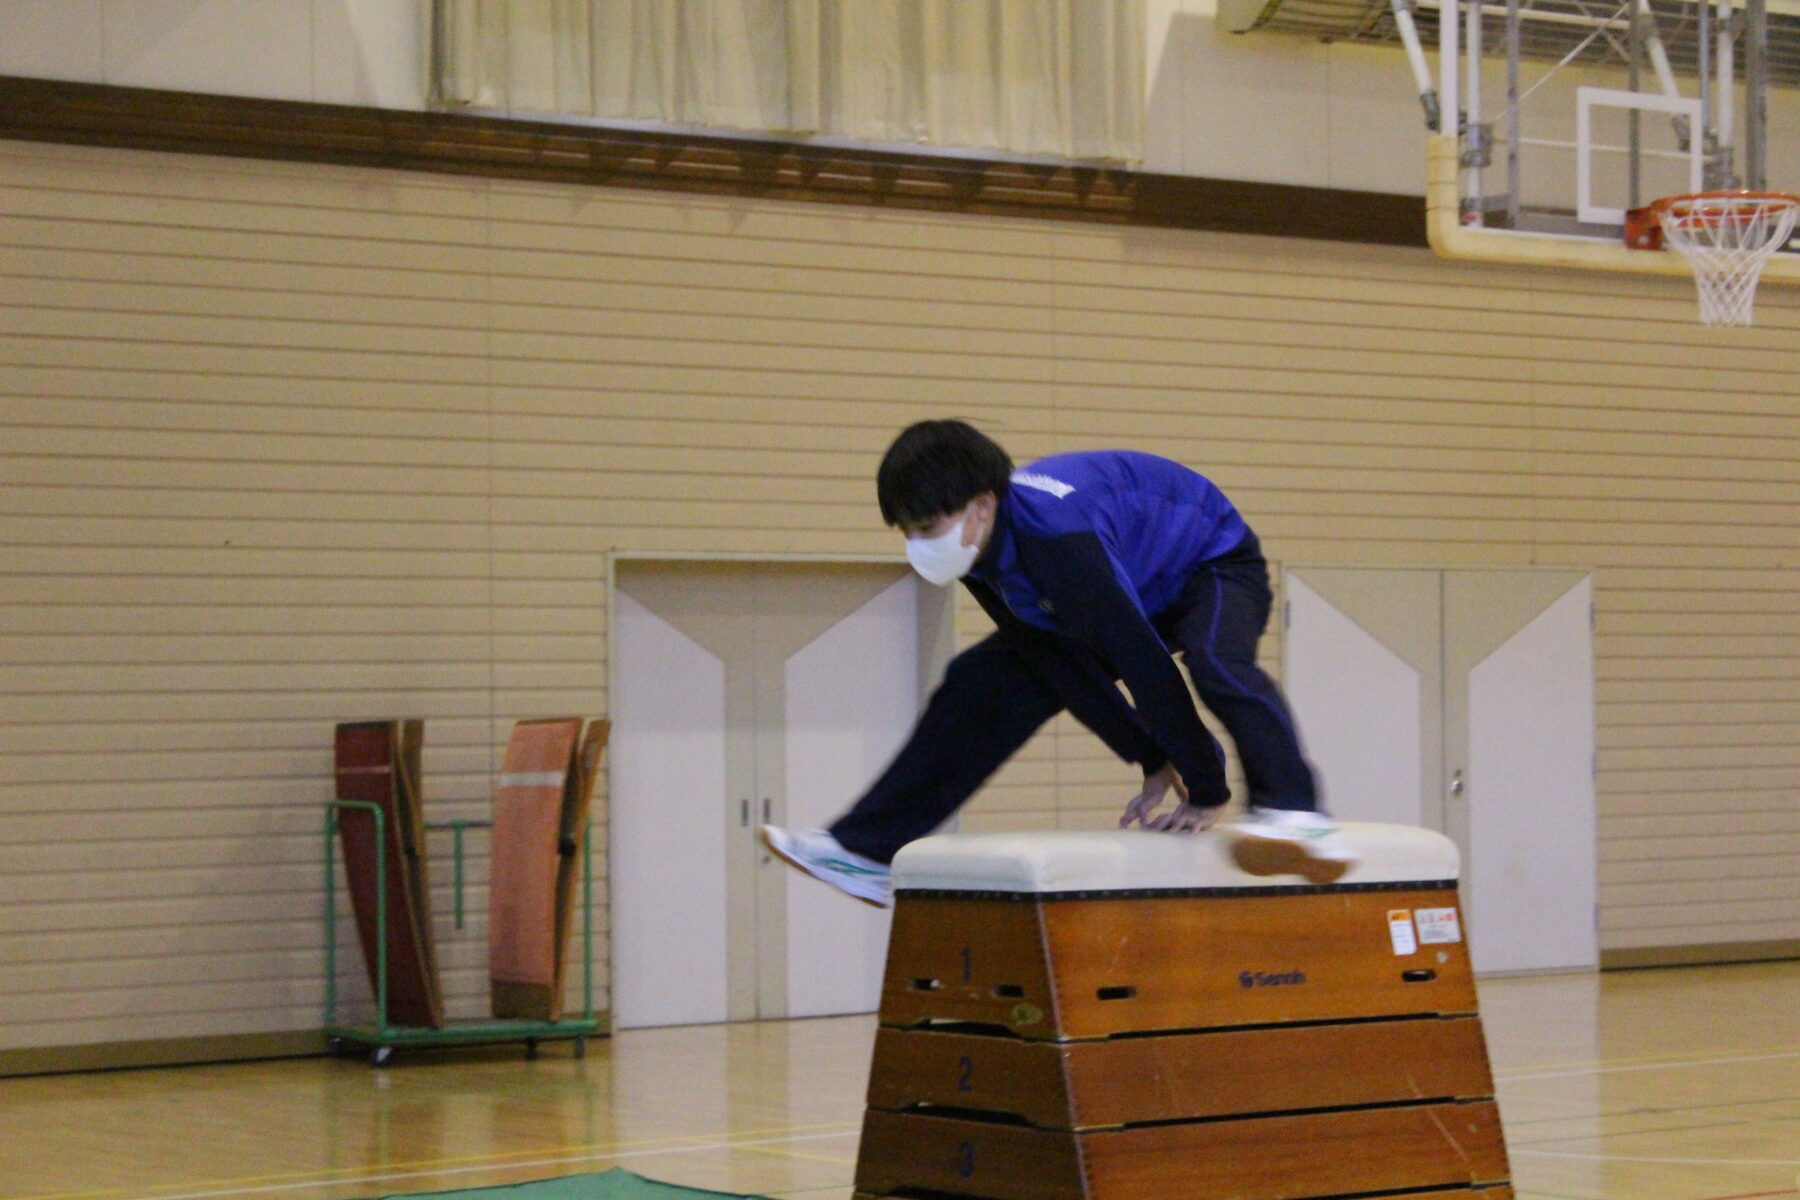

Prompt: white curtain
xmin=433 ymin=0 xmax=1144 ymax=163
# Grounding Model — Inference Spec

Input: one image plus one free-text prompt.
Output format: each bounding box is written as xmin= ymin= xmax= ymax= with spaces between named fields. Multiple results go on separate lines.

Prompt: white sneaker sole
xmin=1229 ymin=832 xmax=1356 ymax=885
xmin=759 ymin=826 xmax=891 ymax=908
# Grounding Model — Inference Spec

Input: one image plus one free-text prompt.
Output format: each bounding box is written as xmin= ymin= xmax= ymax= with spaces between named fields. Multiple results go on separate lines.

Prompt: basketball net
xmin=1653 ymin=192 xmax=1800 ymax=327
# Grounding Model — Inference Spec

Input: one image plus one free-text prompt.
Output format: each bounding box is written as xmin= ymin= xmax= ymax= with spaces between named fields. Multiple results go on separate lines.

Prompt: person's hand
xmin=1119 ymin=762 xmax=1189 ymax=829
xmin=1143 ymin=802 xmax=1221 ymax=834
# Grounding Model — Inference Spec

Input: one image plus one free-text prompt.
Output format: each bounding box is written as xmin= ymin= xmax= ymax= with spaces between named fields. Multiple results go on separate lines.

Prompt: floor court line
xmin=1508 ymin=1103 xmax=1800 ymax=1145
xmin=1493 ymin=1042 xmax=1800 ymax=1080
xmin=727 ymin=1143 xmax=858 ymax=1168
xmin=91 ymin=1130 xmax=865 ymax=1200
xmin=1508 ymin=1094 xmax=1800 ymax=1127
xmin=1499 ymin=1048 xmax=1800 ymax=1083
xmin=24 ymin=1033 xmax=1797 ymax=1200
xmin=1512 ymin=1149 xmax=1800 ymax=1166
xmin=17 ymin=1124 xmax=864 ymax=1200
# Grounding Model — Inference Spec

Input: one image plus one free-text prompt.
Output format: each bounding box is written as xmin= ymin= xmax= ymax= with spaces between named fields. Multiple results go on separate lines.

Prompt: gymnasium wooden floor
xmin=5 ymin=961 xmax=1797 ymax=1200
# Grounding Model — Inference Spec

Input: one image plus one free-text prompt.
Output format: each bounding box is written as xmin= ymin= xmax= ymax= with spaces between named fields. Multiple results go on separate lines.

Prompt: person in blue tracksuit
xmin=762 ymin=420 xmax=1354 ymax=904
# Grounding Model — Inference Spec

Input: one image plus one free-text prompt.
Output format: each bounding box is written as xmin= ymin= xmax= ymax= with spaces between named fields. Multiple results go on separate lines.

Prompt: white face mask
xmin=905 ymin=513 xmax=981 ymax=587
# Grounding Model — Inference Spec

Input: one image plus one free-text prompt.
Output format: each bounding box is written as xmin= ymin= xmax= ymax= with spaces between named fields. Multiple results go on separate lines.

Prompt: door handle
xmin=1449 ymin=770 xmax=1465 ymax=797
xmin=762 ymin=798 xmax=772 ymax=823
xmin=740 ymin=799 xmax=750 ymax=827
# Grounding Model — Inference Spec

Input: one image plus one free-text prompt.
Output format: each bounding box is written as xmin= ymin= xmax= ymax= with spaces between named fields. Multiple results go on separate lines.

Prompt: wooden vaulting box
xmin=855 ymin=826 xmax=1513 ymax=1200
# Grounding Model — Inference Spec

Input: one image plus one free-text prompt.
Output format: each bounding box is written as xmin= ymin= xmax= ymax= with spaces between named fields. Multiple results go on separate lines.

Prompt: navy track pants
xmin=829 ymin=549 xmax=1317 ymax=864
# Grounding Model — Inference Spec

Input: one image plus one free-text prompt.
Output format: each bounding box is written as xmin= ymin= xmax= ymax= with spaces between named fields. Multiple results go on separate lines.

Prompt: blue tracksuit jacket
xmin=964 ymin=450 xmax=1253 ymax=804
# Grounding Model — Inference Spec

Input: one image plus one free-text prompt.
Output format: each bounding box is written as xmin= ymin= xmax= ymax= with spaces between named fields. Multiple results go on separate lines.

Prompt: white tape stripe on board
xmin=498 ymin=771 xmax=566 ymax=788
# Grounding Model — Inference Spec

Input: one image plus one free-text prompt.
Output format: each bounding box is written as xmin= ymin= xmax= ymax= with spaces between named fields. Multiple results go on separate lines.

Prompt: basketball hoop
xmin=1652 ymin=191 xmax=1800 ymax=327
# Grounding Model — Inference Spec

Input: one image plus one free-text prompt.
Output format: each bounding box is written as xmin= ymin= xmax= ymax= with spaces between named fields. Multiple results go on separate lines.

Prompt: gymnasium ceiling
xmin=1219 ymin=0 xmax=1800 ymax=87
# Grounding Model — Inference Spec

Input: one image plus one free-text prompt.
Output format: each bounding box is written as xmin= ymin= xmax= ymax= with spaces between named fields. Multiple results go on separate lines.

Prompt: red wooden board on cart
xmin=333 ymin=720 xmax=443 ymax=1029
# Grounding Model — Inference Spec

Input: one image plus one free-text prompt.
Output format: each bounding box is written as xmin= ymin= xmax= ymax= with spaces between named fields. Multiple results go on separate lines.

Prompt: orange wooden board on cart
xmin=488 ymin=716 xmax=584 ymax=1019
xmin=549 ymin=719 xmax=609 ymax=1016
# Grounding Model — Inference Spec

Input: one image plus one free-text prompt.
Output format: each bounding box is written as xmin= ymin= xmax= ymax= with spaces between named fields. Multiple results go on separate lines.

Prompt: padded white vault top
xmin=891 ymin=824 xmax=1459 ymax=893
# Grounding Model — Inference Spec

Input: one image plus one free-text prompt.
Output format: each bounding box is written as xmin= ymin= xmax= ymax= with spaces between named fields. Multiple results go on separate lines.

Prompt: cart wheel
xmin=369 ymin=1045 xmax=393 ymax=1067
xmin=573 ymin=1036 xmax=587 ymax=1060
xmin=525 ymin=1037 xmax=539 ymax=1061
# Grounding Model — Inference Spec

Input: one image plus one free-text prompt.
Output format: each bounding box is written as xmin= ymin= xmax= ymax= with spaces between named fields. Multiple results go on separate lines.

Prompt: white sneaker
xmin=1229 ymin=808 xmax=1359 ymax=884
xmin=760 ymin=826 xmax=892 ymax=907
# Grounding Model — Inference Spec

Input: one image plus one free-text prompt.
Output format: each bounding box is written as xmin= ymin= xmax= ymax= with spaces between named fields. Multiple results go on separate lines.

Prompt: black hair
xmin=876 ymin=420 xmax=1014 ymax=528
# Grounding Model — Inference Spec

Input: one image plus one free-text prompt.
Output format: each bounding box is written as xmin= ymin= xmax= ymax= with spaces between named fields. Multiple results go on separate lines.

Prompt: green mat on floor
xmin=370 ymin=1169 xmax=771 ymax=1200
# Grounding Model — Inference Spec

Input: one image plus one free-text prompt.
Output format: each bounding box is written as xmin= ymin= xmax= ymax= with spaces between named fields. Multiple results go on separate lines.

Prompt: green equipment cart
xmin=323 ymin=800 xmax=605 ymax=1066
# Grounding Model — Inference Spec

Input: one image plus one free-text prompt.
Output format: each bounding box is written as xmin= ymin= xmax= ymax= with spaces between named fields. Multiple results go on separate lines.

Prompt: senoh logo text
xmin=1239 ymin=969 xmax=1307 ymax=989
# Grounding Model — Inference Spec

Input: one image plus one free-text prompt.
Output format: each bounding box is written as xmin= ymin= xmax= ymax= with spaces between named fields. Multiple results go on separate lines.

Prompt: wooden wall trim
xmin=0 ymin=75 xmax=1427 ymax=248
xmin=1601 ymin=941 xmax=1800 ymax=971
xmin=0 ymin=1020 xmax=616 ymax=1078
xmin=0 ymin=1031 xmax=328 ymax=1079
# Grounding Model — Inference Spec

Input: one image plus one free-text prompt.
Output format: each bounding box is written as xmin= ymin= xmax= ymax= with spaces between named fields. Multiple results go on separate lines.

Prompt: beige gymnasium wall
xmin=2 ymin=134 xmax=1797 ymax=1066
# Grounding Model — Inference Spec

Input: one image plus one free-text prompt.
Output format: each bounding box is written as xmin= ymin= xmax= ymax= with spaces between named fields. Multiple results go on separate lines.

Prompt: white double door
xmin=610 ymin=561 xmax=950 ymax=1029
xmin=1283 ymin=567 xmax=1597 ymax=975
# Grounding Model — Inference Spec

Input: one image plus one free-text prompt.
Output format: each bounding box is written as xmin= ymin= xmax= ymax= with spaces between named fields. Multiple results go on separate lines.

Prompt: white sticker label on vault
xmin=1415 ymin=907 xmax=1463 ymax=944
xmin=1387 ymin=909 xmax=1418 ymax=955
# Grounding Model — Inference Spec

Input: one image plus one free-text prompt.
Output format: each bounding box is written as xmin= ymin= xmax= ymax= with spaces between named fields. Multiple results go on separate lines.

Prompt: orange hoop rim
xmin=1652 ymin=190 xmax=1800 ymax=228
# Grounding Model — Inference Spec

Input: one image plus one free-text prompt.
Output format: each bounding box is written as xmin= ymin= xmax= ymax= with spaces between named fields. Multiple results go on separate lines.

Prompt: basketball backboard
xmin=1224 ymin=0 xmax=1800 ymax=298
